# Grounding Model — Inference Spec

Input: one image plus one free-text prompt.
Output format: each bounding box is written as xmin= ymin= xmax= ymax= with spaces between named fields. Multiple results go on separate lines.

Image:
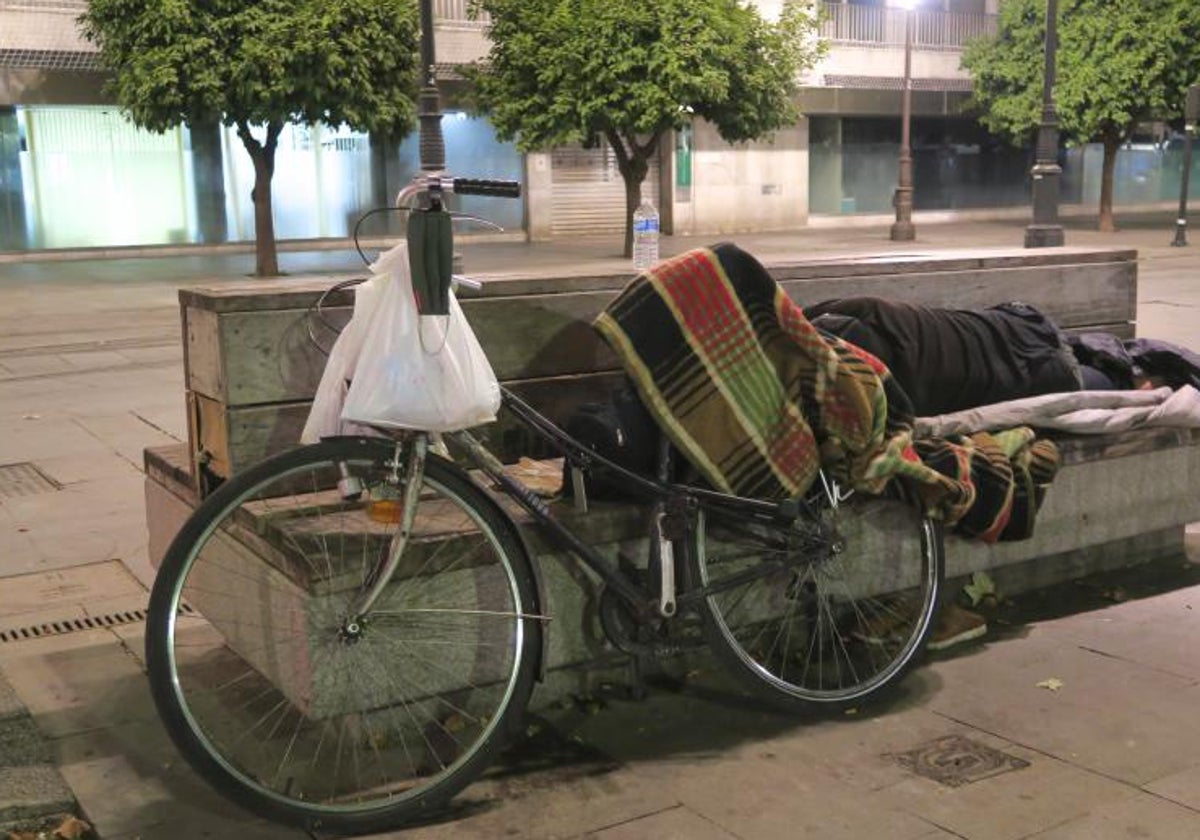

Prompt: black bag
xmin=561 ymin=381 xmax=661 ymax=501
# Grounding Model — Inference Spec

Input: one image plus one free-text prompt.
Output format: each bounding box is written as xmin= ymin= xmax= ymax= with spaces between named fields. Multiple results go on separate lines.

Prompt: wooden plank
xmin=224 ymin=400 xmax=311 ymax=475
xmin=177 ymin=248 xmax=1137 ymax=311
xmin=777 ymin=262 xmax=1137 ymax=327
xmin=201 ymin=261 xmax=1134 ymax=408
xmin=220 ymin=306 xmax=351 ymax=406
xmin=202 ymin=370 xmax=626 ymax=480
xmin=188 ymin=391 xmax=231 ymax=491
xmin=184 ymin=306 xmax=223 ymax=400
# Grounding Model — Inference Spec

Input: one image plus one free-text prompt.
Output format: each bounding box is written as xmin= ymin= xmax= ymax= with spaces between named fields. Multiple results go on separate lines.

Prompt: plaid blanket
xmin=594 ymin=244 xmax=1058 ymax=542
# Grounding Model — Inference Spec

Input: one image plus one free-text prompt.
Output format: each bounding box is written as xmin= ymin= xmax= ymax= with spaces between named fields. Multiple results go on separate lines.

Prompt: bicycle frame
xmin=345 ymin=176 xmax=837 ymax=628
xmin=369 ymin=386 xmax=840 ymax=624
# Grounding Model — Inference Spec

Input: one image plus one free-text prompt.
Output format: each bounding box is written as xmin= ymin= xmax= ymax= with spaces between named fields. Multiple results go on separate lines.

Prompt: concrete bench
xmin=144 ymin=245 xmax=1200 ymax=705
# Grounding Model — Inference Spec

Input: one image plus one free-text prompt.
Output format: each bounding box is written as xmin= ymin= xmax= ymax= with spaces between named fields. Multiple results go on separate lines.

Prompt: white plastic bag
xmin=340 ymin=243 xmax=500 ymax=432
xmin=300 ymin=273 xmax=384 ymax=443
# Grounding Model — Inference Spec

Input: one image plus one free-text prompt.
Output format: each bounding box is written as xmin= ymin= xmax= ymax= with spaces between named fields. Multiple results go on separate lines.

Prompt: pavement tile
xmin=925 ymin=629 xmax=1200 ymax=787
xmin=1025 ymin=790 xmax=1200 ymax=839
xmin=371 ymin=761 xmax=682 ymax=840
xmin=0 ymin=629 xmax=155 ymax=740
xmin=33 ymin=452 xmax=143 ymax=486
xmin=0 ymin=356 xmax=76 ymax=379
xmin=0 ymin=716 xmax=53 ymax=766
xmin=125 ymin=405 xmax=188 ymax=444
xmin=62 ymin=351 xmax=137 ymax=372
xmin=1039 ymin=586 xmax=1200 ymax=682
xmin=582 ymin=804 xmax=739 ymax=840
xmin=0 ymin=561 xmax=145 ymax=622
xmin=0 ymin=417 xmax=110 ymax=464
xmin=54 ymin=722 xmax=296 ymax=840
xmin=6 ymin=475 xmax=150 ymax=574
xmin=0 ymin=514 xmax=41 ymax=577
xmin=1 ymin=474 xmax=144 ymax=525
xmin=0 ymin=765 xmax=75 ymax=828
xmin=0 ymin=216 xmax=1197 ymax=840
xmin=107 ymin=622 xmax=150 ymax=665
xmin=1143 ymin=763 xmax=1200 ymax=811
xmin=69 ymin=414 xmax=181 ymax=472
xmin=876 ymin=743 xmax=1137 ymax=840
xmin=715 ymin=695 xmax=980 ymax=794
xmin=641 ymin=751 xmax=937 ymax=840
xmin=0 ymin=672 xmax=22 ymax=721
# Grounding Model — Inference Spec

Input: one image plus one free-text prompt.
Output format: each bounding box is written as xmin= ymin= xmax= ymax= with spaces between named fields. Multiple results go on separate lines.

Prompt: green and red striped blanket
xmin=594 ymin=244 xmax=1058 ymax=542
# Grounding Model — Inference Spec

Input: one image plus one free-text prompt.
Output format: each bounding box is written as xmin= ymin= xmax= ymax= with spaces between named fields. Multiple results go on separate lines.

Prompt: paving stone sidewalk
xmin=0 ymin=667 xmax=76 ymax=834
xmin=1 ymin=210 xmax=1198 ymax=838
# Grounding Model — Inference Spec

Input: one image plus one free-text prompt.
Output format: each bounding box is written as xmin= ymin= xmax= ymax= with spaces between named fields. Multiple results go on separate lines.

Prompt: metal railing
xmin=820 ymin=2 xmax=995 ymax=50
xmin=432 ymin=0 xmax=489 ymax=28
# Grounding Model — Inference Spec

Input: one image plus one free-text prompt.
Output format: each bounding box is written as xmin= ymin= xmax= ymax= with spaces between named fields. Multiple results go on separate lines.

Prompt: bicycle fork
xmin=341 ymin=435 xmax=429 ymax=636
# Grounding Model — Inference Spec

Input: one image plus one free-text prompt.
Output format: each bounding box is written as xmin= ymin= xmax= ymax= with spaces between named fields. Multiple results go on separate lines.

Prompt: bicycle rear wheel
xmin=685 ymin=488 xmax=942 ymax=712
xmin=146 ymin=437 xmax=542 ymax=834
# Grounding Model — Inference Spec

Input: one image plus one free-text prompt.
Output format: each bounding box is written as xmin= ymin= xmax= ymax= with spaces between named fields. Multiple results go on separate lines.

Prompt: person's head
xmin=1132 ymin=373 xmax=1168 ymax=391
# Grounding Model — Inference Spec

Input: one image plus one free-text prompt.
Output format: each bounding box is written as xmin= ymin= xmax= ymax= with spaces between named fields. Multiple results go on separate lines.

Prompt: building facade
xmin=0 ymin=0 xmax=1194 ymax=253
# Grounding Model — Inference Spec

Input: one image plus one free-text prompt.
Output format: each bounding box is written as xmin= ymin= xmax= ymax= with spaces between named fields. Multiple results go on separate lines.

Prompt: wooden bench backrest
xmin=180 ymin=247 xmax=1137 ymax=487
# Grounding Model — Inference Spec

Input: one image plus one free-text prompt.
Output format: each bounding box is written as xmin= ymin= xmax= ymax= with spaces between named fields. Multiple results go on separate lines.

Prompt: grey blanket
xmin=916 ymin=386 xmax=1200 ymax=437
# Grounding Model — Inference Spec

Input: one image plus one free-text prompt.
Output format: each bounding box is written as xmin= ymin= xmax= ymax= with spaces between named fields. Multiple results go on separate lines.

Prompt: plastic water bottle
xmin=632 ymin=198 xmax=660 ymax=271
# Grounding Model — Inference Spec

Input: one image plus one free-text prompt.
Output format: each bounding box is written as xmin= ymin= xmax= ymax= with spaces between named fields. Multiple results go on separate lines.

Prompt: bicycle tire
xmin=684 ymin=487 xmax=943 ymax=712
xmin=146 ymin=437 xmax=541 ymax=834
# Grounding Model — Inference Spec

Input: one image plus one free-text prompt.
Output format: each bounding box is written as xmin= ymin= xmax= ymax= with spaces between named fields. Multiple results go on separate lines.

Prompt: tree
xmin=962 ymin=0 xmax=1200 ymax=232
xmin=468 ymin=0 xmax=825 ymax=257
xmin=81 ymin=0 xmax=421 ymax=276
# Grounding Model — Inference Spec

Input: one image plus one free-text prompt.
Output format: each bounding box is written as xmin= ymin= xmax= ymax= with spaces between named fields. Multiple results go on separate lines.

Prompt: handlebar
xmin=451 ymin=178 xmax=522 ymax=199
xmin=394 ymin=173 xmax=521 ymax=315
xmin=396 ymin=175 xmax=521 ymax=208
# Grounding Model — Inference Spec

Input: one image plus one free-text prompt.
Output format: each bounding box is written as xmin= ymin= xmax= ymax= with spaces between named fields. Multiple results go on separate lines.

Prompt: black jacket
xmin=1068 ymin=333 xmax=1200 ymax=391
xmin=804 ymin=297 xmax=1081 ymax=415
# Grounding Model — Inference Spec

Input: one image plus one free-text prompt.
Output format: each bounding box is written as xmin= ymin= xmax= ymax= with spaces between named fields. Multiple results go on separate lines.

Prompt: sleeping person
xmin=804 ymin=297 xmax=1196 ymax=416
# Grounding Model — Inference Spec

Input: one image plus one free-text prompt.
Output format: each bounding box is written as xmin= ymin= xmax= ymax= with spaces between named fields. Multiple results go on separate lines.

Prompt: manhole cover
xmin=0 ymin=462 xmax=61 ymax=500
xmin=889 ymin=735 xmax=1029 ymax=787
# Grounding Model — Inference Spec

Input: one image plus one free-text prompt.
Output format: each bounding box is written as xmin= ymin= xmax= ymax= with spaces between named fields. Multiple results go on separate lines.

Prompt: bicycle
xmin=145 ymin=173 xmax=944 ymax=835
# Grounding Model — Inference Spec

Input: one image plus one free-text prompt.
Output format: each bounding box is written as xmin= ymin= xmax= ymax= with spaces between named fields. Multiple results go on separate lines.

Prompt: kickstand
xmin=627 ymin=642 xmax=654 ymax=702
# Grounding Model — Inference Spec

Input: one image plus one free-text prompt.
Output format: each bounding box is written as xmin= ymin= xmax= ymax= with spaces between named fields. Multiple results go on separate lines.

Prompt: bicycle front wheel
xmin=146 ymin=437 xmax=542 ymax=834
xmin=686 ymin=490 xmax=943 ymax=712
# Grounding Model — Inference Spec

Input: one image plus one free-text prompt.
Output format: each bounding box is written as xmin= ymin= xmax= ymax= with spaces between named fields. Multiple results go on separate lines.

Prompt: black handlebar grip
xmin=451 ymin=178 xmax=522 ymax=199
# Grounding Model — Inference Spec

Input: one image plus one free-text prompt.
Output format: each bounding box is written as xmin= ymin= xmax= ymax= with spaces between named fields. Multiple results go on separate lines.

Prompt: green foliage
xmin=962 ymin=0 xmax=1200 ymax=146
xmin=467 ymin=0 xmax=825 ymax=152
xmin=79 ymin=0 xmax=421 ymax=137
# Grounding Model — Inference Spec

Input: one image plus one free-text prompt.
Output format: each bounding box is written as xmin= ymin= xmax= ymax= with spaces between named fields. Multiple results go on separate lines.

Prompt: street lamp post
xmin=1025 ymin=0 xmax=1064 ymax=248
xmin=890 ymin=1 xmax=915 ymax=241
xmin=1170 ymin=84 xmax=1199 ymax=247
xmin=417 ymin=0 xmax=445 ymax=173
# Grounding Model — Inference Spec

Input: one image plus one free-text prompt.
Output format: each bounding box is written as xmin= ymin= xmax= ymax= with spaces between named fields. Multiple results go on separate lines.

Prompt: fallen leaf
xmin=963 ymin=571 xmax=997 ymax=607
xmin=53 ymin=817 xmax=92 ymax=840
xmin=1036 ymin=678 xmax=1064 ymax=692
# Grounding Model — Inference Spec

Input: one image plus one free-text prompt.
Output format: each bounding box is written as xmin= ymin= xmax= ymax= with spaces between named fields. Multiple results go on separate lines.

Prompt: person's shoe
xmin=927 ymin=603 xmax=987 ymax=651
xmin=854 ymin=596 xmax=920 ymax=646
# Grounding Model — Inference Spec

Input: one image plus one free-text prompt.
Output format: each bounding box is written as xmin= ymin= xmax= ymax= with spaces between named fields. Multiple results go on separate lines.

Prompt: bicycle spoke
xmin=149 ymin=441 xmax=539 ymax=829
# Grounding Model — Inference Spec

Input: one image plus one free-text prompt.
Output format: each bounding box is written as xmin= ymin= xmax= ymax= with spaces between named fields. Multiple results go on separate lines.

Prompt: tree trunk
xmin=237 ymin=121 xmax=283 ymax=276
xmin=606 ymin=128 xmax=658 ymax=259
xmin=1098 ymin=131 xmax=1120 ymax=233
xmin=621 ymin=167 xmax=644 ymax=259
